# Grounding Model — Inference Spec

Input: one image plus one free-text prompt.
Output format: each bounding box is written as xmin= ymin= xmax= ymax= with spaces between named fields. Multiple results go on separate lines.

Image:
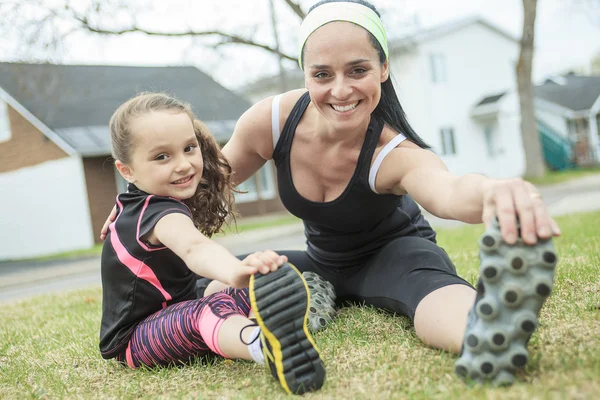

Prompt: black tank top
xmin=273 ymin=92 xmax=435 ymax=269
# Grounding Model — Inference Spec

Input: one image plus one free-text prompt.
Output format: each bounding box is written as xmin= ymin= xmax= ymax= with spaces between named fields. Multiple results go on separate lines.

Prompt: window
xmin=440 ymin=127 xmax=456 ymax=155
xmin=429 ymin=54 xmax=447 ymax=83
xmin=234 ymin=162 xmax=276 ymax=203
xmin=0 ymin=100 xmax=11 ymax=143
xmin=484 ymin=125 xmax=496 ymax=157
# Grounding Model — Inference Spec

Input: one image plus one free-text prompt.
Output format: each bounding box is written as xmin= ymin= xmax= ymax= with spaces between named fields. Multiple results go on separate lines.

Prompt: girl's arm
xmin=374 ymin=141 xmax=560 ymax=246
xmin=150 ymin=213 xmax=286 ymax=288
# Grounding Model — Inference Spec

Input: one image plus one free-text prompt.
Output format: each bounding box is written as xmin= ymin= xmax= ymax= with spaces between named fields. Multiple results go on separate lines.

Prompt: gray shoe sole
xmin=455 ymin=219 xmax=558 ymax=385
xmin=302 ymin=272 xmax=337 ymax=332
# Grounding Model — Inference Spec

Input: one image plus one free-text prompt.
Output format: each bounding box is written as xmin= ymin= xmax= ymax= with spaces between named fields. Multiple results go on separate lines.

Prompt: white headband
xmin=297 ymin=2 xmax=389 ymax=69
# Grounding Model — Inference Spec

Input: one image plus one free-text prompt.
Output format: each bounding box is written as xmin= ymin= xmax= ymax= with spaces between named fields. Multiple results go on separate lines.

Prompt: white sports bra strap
xmin=368 ymin=134 xmax=407 ymax=194
xmin=271 ymin=94 xmax=282 ymax=150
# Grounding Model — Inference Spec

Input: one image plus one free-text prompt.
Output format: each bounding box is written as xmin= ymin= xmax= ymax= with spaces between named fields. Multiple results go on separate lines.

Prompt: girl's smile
xmin=171 ymin=174 xmax=196 ymax=187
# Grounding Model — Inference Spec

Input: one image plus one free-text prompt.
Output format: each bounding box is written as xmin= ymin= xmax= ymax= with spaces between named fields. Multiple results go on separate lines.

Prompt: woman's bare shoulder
xmin=242 ymin=89 xmax=306 ymax=122
xmin=231 ymin=89 xmax=308 ymax=160
xmin=239 ymin=89 xmax=307 ymax=128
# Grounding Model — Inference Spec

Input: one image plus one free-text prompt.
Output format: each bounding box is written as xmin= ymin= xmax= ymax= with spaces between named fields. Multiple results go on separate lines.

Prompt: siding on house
xmin=0 ymin=106 xmax=67 ymax=173
xmin=0 ymin=157 xmax=94 ymax=260
xmin=82 ymin=157 xmax=118 ymax=244
xmin=391 ymin=22 xmax=521 ymax=177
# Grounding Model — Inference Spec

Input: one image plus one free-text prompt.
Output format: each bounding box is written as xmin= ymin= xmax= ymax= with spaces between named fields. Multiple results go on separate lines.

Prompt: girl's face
xmin=117 ymin=111 xmax=203 ymax=200
xmin=303 ymin=21 xmax=389 ymax=132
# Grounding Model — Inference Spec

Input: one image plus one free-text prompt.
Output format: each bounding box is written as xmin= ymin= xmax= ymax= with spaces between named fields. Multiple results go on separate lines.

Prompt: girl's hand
xmin=229 ymin=251 xmax=288 ymax=288
xmin=100 ymin=206 xmax=117 ymax=240
xmin=481 ymin=178 xmax=561 ymax=245
xmin=242 ymin=250 xmax=288 ymax=275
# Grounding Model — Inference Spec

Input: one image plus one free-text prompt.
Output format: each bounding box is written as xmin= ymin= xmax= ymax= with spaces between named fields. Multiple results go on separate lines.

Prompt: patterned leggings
xmin=117 ymin=287 xmax=252 ymax=368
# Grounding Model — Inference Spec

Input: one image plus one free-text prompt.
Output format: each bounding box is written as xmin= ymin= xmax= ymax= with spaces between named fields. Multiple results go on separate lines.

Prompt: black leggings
xmin=197 ymin=236 xmax=474 ymax=323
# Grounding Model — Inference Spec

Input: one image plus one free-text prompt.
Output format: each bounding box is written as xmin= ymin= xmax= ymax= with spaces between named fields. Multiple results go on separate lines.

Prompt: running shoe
xmin=302 ymin=271 xmax=337 ymax=332
xmin=249 ymin=263 xmax=326 ymax=394
xmin=455 ymin=218 xmax=558 ymax=385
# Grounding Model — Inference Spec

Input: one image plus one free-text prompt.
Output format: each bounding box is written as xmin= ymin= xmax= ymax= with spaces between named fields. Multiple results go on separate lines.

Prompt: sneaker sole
xmin=302 ymin=271 xmax=337 ymax=332
xmin=455 ymin=219 xmax=558 ymax=385
xmin=250 ymin=263 xmax=326 ymax=394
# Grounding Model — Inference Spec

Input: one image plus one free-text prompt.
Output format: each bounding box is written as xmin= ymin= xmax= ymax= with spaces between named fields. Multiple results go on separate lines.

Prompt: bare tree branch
xmin=282 ymin=0 xmax=306 ymax=19
xmin=0 ymin=0 xmax=304 ymax=68
xmin=69 ymin=7 xmax=297 ymax=61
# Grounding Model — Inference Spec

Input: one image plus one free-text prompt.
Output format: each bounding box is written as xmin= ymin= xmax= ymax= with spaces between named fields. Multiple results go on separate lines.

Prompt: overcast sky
xmin=5 ymin=0 xmax=600 ymax=91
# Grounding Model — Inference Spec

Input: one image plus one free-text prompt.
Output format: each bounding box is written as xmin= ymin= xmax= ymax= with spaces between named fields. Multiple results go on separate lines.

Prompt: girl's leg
xmin=120 ymin=292 xmax=258 ymax=368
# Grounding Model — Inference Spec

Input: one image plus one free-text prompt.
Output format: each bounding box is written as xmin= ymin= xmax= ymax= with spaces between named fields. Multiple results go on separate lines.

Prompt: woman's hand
xmin=481 ymin=178 xmax=561 ymax=245
xmin=100 ymin=206 xmax=117 ymax=240
xmin=229 ymin=251 xmax=288 ymax=289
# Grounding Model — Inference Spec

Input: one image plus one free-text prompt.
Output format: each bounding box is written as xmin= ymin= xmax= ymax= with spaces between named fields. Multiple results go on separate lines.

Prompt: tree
xmin=0 ymin=0 xmax=306 ymax=63
xmin=591 ymin=51 xmax=600 ymax=74
xmin=517 ymin=0 xmax=546 ymax=178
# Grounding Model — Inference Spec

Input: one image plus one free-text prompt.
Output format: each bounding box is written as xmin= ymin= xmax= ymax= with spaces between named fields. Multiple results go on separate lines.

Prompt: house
xmin=472 ymin=73 xmax=600 ymax=168
xmin=241 ymin=16 xmax=600 ymax=178
xmin=0 ymin=63 xmax=283 ymax=261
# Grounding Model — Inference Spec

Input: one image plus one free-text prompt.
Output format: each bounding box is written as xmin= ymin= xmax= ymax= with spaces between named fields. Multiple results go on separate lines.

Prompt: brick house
xmin=0 ymin=63 xmax=283 ymax=260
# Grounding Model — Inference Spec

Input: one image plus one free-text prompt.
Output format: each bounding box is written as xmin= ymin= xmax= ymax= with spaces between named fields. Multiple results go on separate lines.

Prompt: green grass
xmin=1 ymin=211 xmax=599 ymax=399
xmin=15 ymin=243 xmax=106 ymax=263
xmin=526 ymin=165 xmax=600 ymax=186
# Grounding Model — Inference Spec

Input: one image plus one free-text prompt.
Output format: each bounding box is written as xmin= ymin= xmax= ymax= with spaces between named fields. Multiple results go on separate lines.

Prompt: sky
xmin=3 ymin=0 xmax=600 ymax=91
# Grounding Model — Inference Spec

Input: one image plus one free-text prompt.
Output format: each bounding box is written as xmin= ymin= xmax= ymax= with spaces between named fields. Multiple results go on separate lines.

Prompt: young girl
xmin=100 ymin=92 xmax=325 ymax=395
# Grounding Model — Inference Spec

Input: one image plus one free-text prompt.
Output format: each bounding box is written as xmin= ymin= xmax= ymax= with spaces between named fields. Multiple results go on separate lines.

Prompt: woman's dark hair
xmin=304 ymin=0 xmax=430 ymax=148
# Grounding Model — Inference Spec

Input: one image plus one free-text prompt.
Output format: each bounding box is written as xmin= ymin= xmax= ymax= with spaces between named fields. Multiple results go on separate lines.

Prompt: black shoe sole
xmin=250 ymin=263 xmax=326 ymax=394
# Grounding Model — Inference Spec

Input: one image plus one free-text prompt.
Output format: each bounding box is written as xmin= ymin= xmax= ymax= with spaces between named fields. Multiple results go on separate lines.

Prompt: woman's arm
xmin=222 ymin=96 xmax=276 ymax=185
xmin=223 ymin=89 xmax=306 ymax=185
xmin=375 ymin=141 xmax=560 ymax=245
xmin=151 ymin=213 xmax=286 ymax=288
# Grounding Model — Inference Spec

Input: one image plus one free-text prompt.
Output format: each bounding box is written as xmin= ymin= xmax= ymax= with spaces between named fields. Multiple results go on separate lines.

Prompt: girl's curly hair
xmin=109 ymin=92 xmax=237 ymax=236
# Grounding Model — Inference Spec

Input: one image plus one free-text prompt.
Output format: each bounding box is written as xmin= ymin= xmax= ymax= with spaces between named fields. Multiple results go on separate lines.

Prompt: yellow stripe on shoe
xmin=249 ymin=262 xmax=326 ymax=395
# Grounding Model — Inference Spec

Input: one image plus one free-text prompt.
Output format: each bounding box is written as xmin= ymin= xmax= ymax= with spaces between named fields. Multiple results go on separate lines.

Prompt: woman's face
xmin=303 ymin=21 xmax=388 ymax=132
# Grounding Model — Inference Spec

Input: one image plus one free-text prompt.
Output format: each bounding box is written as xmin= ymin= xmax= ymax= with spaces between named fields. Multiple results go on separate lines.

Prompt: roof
xmin=388 ymin=16 xmax=519 ymax=53
xmin=534 ymin=74 xmax=600 ymax=112
xmin=0 ymin=63 xmax=251 ymax=155
xmin=472 ymin=74 xmax=600 ymax=114
xmin=476 ymin=92 xmax=506 ymax=106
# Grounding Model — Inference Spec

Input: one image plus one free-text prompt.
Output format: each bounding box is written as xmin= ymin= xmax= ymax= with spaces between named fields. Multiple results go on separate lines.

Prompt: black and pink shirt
xmin=99 ymin=184 xmax=198 ymax=359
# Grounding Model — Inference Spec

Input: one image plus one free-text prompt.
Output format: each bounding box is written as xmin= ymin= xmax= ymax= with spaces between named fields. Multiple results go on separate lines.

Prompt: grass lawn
xmin=526 ymin=165 xmax=600 ymax=186
xmin=1 ymin=211 xmax=599 ymax=399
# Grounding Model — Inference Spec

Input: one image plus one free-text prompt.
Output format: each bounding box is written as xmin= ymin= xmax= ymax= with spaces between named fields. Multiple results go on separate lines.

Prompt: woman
xmin=102 ymin=0 xmax=559 ymax=385
xmin=223 ymin=0 xmax=559 ymax=385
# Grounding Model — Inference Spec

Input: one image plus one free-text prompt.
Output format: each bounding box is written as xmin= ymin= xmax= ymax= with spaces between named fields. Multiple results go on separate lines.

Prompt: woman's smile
xmin=330 ymin=100 xmax=361 ymax=113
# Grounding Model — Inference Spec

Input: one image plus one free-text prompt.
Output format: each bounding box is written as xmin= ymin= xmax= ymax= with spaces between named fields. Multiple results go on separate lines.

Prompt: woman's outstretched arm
xmin=374 ymin=140 xmax=560 ymax=245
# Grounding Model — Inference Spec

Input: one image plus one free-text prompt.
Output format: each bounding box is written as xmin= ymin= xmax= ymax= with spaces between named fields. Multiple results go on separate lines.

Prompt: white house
xmin=472 ymin=74 xmax=600 ymax=168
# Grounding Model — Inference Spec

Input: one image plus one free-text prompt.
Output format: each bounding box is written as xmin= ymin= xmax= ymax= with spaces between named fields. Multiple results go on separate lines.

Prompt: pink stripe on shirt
xmin=109 ymin=197 xmax=172 ymax=304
